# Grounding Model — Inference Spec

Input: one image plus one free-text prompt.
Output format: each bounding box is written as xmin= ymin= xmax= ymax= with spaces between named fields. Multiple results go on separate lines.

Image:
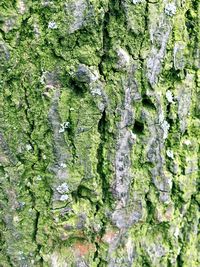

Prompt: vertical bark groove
xmin=0 ymin=0 xmax=199 ymax=266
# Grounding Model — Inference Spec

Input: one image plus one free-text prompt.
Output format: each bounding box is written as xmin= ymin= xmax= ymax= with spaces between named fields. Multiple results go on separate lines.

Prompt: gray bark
xmin=0 ymin=0 xmax=199 ymax=266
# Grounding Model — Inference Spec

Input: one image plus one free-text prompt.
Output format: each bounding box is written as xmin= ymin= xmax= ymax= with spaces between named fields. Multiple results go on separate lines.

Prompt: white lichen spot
xmin=117 ymin=48 xmax=130 ymax=68
xmin=132 ymin=0 xmax=144 ymax=4
xmin=60 ymin=162 xmax=67 ymax=168
xmin=40 ymin=74 xmax=45 ymax=85
xmin=166 ymin=149 xmax=174 ymax=159
xmin=91 ymin=87 xmax=102 ymax=96
xmin=183 ymin=139 xmax=191 ymax=146
xmin=162 ymin=120 xmax=170 ymax=139
xmin=59 ymin=121 xmax=70 ymax=133
xmin=130 ymin=131 xmax=137 ymax=141
xmin=56 ymin=183 xmax=69 ymax=194
xmin=27 ymin=182 xmax=32 ymax=187
xmin=26 ymin=144 xmax=32 ymax=151
xmin=60 ymin=194 xmax=69 ymax=201
xmin=165 ymin=3 xmax=176 ymax=16
xmin=174 ymin=227 xmax=179 ymax=238
xmin=58 ymin=128 xmax=65 ymax=133
xmin=159 ymin=111 xmax=165 ymax=124
xmin=159 ymin=110 xmax=170 ymax=139
xmin=166 ymin=90 xmax=174 ymax=103
xmin=48 ymin=21 xmax=57 ymax=29
xmin=13 ymin=215 xmax=20 ymax=223
xmin=98 ymin=103 xmax=105 ymax=112
xmin=54 ymin=217 xmax=59 ymax=223
xmin=18 ymin=0 xmax=26 ymax=14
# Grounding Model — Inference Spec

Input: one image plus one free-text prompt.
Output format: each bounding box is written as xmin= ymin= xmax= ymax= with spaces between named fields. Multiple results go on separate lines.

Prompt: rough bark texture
xmin=0 ymin=0 xmax=199 ymax=266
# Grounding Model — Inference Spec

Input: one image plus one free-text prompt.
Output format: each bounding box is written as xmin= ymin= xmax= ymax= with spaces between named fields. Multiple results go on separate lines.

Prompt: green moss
xmin=73 ymin=45 xmax=101 ymax=66
xmin=0 ymin=0 xmax=199 ymax=265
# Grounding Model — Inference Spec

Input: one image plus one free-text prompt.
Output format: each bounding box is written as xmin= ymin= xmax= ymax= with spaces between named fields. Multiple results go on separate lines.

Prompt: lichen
xmin=132 ymin=0 xmax=144 ymax=5
xmin=59 ymin=121 xmax=70 ymax=133
xmin=56 ymin=183 xmax=69 ymax=194
xmin=165 ymin=3 xmax=177 ymax=17
xmin=0 ymin=0 xmax=199 ymax=266
xmin=59 ymin=194 xmax=69 ymax=201
xmin=48 ymin=21 xmax=58 ymax=29
xmin=166 ymin=149 xmax=174 ymax=159
xmin=166 ymin=90 xmax=174 ymax=103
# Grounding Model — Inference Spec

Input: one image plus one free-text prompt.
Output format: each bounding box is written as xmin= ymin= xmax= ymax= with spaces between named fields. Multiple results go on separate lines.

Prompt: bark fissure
xmin=0 ymin=0 xmax=199 ymax=266
xmin=97 ymin=109 xmax=111 ymax=205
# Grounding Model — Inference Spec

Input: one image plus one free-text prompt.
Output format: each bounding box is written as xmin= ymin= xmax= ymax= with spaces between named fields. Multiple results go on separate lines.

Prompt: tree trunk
xmin=0 ymin=0 xmax=199 ymax=266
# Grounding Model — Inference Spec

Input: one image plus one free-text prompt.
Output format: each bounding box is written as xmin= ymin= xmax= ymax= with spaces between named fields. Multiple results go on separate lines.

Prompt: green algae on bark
xmin=0 ymin=0 xmax=199 ymax=266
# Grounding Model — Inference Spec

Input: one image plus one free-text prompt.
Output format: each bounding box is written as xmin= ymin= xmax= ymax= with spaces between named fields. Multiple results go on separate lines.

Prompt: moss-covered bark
xmin=0 ymin=0 xmax=199 ymax=266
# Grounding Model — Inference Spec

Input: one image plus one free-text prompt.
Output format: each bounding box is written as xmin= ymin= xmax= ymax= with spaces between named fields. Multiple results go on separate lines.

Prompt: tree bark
xmin=0 ymin=0 xmax=199 ymax=266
